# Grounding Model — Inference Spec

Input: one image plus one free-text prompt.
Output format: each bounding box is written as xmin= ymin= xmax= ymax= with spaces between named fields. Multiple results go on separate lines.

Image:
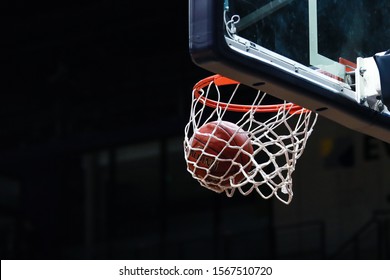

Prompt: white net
xmin=183 ymin=75 xmax=318 ymax=204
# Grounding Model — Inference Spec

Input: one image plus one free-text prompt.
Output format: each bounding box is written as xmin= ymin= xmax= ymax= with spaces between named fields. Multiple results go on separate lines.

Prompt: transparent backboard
xmin=189 ymin=0 xmax=390 ymax=143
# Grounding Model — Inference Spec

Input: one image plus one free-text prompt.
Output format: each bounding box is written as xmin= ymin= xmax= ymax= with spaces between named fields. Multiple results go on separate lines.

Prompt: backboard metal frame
xmin=189 ymin=0 xmax=390 ymax=143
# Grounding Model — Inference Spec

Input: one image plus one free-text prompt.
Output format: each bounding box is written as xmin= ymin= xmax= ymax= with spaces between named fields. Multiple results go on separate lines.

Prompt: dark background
xmin=1 ymin=0 xmax=264 ymax=260
xmin=1 ymin=1 xmax=390 ymax=260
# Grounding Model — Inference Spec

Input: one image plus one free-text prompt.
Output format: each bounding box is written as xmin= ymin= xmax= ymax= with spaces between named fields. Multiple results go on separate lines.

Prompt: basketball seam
xmin=191 ymin=121 xmax=252 ymax=179
xmin=192 ymin=136 xmax=232 ymax=176
xmin=216 ymin=123 xmax=246 ymax=165
xmin=196 ymin=123 xmax=232 ymax=158
xmin=193 ymin=131 xmax=237 ymax=176
xmin=193 ymin=135 xmax=224 ymax=158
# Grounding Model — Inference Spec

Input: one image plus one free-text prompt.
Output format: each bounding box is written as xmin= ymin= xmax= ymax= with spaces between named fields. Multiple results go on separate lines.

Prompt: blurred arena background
xmin=0 ymin=1 xmax=389 ymax=259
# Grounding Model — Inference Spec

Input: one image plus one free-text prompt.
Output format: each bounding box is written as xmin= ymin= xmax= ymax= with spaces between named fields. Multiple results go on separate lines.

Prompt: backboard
xmin=189 ymin=0 xmax=390 ymax=143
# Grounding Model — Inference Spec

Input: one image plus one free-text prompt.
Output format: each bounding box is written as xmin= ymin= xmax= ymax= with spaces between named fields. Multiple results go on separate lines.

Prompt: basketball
xmin=187 ymin=120 xmax=253 ymax=190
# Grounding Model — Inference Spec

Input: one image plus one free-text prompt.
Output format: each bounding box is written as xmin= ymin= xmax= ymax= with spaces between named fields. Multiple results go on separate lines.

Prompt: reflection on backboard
xmin=189 ymin=0 xmax=390 ymax=143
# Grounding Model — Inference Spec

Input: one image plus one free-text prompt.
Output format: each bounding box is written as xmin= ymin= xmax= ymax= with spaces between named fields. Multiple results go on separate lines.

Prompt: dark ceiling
xmin=0 ymin=1 xmax=209 ymax=159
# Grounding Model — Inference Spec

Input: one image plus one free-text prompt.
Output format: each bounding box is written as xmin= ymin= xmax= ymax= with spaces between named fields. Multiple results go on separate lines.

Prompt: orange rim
xmin=193 ymin=74 xmax=309 ymax=114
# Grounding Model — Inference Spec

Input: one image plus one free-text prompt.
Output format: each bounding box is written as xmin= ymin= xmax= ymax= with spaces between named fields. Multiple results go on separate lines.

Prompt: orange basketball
xmin=187 ymin=120 xmax=253 ymax=190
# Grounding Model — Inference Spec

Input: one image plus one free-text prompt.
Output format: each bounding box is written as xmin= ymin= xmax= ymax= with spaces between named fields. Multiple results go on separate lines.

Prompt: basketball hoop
xmin=184 ymin=74 xmax=318 ymax=204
